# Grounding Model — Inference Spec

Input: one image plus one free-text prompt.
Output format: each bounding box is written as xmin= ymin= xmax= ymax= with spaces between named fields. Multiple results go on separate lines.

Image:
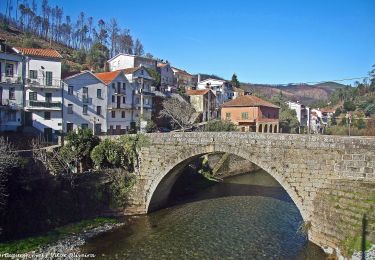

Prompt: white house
xmin=13 ymin=47 xmax=63 ymax=142
xmin=197 ymin=78 xmax=234 ymax=108
xmin=157 ymin=62 xmax=175 ymax=92
xmin=0 ymin=40 xmax=23 ymax=132
xmin=123 ymin=66 xmax=154 ymax=122
xmin=63 ymin=71 xmax=107 ymax=134
xmin=287 ymin=101 xmax=310 ymax=130
xmin=108 ymin=53 xmax=157 ymax=71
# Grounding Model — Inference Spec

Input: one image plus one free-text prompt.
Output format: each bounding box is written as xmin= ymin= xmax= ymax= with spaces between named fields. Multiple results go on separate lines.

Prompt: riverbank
xmin=0 ymin=217 xmax=124 ymax=258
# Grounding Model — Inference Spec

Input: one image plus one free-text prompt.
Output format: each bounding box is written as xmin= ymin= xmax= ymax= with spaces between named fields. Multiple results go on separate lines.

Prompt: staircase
xmin=34 ymin=147 xmax=73 ymax=175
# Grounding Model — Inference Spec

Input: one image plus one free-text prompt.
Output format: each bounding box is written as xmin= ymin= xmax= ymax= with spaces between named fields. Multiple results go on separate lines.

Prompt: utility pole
xmin=137 ymin=76 xmax=146 ymax=133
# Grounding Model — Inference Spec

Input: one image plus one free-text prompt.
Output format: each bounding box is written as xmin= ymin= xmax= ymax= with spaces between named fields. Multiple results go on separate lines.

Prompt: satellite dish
xmin=41 ymin=66 xmax=45 ymax=70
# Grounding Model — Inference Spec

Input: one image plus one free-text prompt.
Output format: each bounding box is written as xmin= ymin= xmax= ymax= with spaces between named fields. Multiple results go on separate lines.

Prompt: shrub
xmin=203 ymin=120 xmax=238 ymax=132
xmin=91 ymin=139 xmax=125 ymax=169
xmin=343 ymin=101 xmax=356 ymax=111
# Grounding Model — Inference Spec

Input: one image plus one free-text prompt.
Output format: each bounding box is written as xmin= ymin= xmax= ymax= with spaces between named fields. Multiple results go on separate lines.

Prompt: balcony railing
xmin=26 ymin=100 xmax=62 ymax=110
xmin=0 ymin=74 xmax=22 ymax=84
xmin=25 ymin=78 xmax=61 ymax=88
xmin=0 ymin=99 xmax=22 ymax=109
xmin=108 ymin=103 xmax=132 ymax=110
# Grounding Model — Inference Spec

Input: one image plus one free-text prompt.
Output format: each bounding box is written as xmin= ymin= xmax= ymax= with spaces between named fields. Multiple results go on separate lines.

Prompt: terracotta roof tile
xmin=186 ymin=89 xmax=211 ymax=95
xmin=94 ymin=71 xmax=122 ymax=84
xmin=222 ymin=95 xmax=280 ymax=108
xmin=123 ymin=67 xmax=139 ymax=74
xmin=14 ymin=47 xmax=62 ymax=58
xmin=157 ymin=62 xmax=168 ymax=68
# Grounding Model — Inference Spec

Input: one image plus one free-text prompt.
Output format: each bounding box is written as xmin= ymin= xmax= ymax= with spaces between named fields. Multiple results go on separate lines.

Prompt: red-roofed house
xmin=186 ymin=89 xmax=217 ymax=121
xmin=221 ymin=95 xmax=280 ymax=132
xmin=13 ymin=47 xmax=63 ymax=142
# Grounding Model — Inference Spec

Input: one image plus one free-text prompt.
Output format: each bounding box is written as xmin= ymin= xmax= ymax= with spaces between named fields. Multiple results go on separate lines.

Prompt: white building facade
xmin=14 ymin=47 xmax=63 ymax=142
xmin=157 ymin=62 xmax=175 ymax=92
xmin=0 ymin=41 xmax=24 ymax=131
xmin=108 ymin=53 xmax=157 ymax=71
xmin=63 ymin=71 xmax=108 ymax=134
xmin=197 ymin=78 xmax=234 ymax=108
xmin=287 ymin=101 xmax=310 ymax=130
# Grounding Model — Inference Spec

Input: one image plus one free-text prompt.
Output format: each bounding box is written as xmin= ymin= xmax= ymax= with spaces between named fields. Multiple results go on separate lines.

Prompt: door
xmin=45 ymin=93 xmax=52 ymax=103
xmin=117 ymin=96 xmax=121 ymax=108
xmin=115 ymin=125 xmax=121 ymax=135
xmin=0 ymin=87 xmax=2 ymax=105
xmin=25 ymin=112 xmax=33 ymax=126
xmin=66 ymin=123 xmax=73 ymax=132
xmin=44 ymin=128 xmax=52 ymax=143
xmin=95 ymin=124 xmax=101 ymax=135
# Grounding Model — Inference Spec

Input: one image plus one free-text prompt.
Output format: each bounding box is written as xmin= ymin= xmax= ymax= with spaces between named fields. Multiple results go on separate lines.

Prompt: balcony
xmin=0 ymin=74 xmax=22 ymax=84
xmin=25 ymin=78 xmax=61 ymax=89
xmin=107 ymin=103 xmax=132 ymax=110
xmin=0 ymin=99 xmax=22 ymax=110
xmin=25 ymin=100 xmax=62 ymax=110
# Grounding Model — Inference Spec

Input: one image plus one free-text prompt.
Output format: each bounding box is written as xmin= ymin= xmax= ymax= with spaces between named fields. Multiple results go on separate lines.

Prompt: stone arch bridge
xmin=108 ymin=132 xmax=375 ymax=256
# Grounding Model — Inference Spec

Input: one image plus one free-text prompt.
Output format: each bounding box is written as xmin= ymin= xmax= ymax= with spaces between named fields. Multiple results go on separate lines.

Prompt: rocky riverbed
xmin=25 ymin=222 xmax=124 ymax=259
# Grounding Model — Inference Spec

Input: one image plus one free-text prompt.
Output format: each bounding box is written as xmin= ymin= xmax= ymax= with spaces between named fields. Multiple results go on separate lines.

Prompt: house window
xmin=97 ymin=89 xmax=102 ymax=98
xmin=81 ymin=123 xmax=88 ymax=129
xmin=112 ymin=83 xmax=115 ymax=89
xmin=122 ymin=96 xmax=126 ymax=104
xmin=8 ymin=111 xmax=16 ymax=121
xmin=144 ymin=98 xmax=149 ymax=105
xmin=45 ymin=93 xmax=52 ymax=102
xmin=6 ymin=63 xmax=14 ymax=77
xmin=112 ymin=95 xmax=115 ymax=102
xmin=117 ymin=82 xmax=121 ymax=93
xmin=96 ymin=106 xmax=101 ymax=115
xmin=44 ymin=111 xmax=51 ymax=120
xmin=29 ymin=92 xmax=37 ymax=101
xmin=83 ymin=105 xmax=88 ymax=115
xmin=30 ymin=70 xmax=38 ymax=79
xmin=123 ymin=83 xmax=126 ymax=90
xmin=135 ymin=97 xmax=139 ymax=104
xmin=121 ymin=111 xmax=125 ymax=118
xmin=241 ymin=112 xmax=249 ymax=119
xmin=225 ymin=112 xmax=231 ymax=119
xmin=68 ymin=104 xmax=73 ymax=114
xmin=111 ymin=111 xmax=116 ymax=118
xmin=45 ymin=71 xmax=53 ymax=86
xmin=9 ymin=88 xmax=15 ymax=100
xmin=68 ymin=86 xmax=73 ymax=95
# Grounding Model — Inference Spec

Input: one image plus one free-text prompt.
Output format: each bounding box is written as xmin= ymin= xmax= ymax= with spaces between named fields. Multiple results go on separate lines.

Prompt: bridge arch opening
xmin=146 ymin=151 xmax=307 ymax=222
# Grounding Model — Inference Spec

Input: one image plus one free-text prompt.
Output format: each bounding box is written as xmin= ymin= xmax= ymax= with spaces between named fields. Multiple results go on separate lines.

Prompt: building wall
xmin=159 ymin=64 xmax=174 ymax=87
xmin=109 ymin=55 xmax=156 ymax=71
xmin=221 ymin=106 xmax=259 ymax=124
xmin=63 ymin=72 xmax=107 ymax=133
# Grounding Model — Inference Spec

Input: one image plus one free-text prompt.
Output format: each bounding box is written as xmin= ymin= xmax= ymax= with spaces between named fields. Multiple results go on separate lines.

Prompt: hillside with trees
xmin=1 ymin=0 xmax=147 ymax=73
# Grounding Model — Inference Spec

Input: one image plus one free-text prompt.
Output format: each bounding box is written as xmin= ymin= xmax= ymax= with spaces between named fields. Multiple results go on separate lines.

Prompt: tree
xmin=108 ymin=18 xmax=119 ymax=57
xmin=59 ymin=129 xmax=99 ymax=173
xmin=134 ymin=38 xmax=144 ymax=56
xmin=279 ymin=108 xmax=299 ymax=133
xmin=0 ymin=138 xmax=19 ymax=207
xmin=87 ymin=42 xmax=109 ymax=71
xmin=159 ymin=98 xmax=196 ymax=130
xmin=231 ymin=73 xmax=240 ymax=88
xmin=203 ymin=120 xmax=237 ymax=132
xmin=343 ymin=100 xmax=356 ymax=111
xmin=146 ymin=68 xmax=161 ymax=87
xmin=145 ymin=120 xmax=157 ymax=133
xmin=91 ymin=139 xmax=124 ymax=169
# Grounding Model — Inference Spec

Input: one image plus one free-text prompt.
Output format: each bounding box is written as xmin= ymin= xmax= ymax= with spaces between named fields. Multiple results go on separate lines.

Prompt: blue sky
xmin=6 ymin=0 xmax=375 ymax=84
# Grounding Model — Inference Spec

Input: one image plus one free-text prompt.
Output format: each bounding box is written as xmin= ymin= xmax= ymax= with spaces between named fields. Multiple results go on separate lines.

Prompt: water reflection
xmin=82 ymin=170 xmax=326 ymax=259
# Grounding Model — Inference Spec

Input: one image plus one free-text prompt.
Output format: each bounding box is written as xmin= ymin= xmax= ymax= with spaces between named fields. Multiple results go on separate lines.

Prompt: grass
xmin=0 ymin=217 xmax=118 ymax=254
xmin=343 ymin=235 xmax=373 ymax=256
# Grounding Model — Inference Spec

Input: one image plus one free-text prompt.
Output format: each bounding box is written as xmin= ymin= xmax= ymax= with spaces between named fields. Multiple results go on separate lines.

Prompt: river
xmin=81 ymin=170 xmax=326 ymax=259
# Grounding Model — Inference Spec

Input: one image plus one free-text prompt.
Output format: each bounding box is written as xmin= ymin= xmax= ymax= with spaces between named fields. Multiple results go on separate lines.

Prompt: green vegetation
xmin=231 ymin=73 xmax=240 ymax=88
xmin=203 ymin=120 xmax=238 ymax=132
xmin=0 ymin=217 xmax=118 ymax=254
xmin=343 ymin=235 xmax=372 ymax=257
xmin=90 ymin=134 xmax=150 ymax=171
xmin=59 ymin=129 xmax=100 ymax=173
xmin=146 ymin=68 xmax=161 ymax=88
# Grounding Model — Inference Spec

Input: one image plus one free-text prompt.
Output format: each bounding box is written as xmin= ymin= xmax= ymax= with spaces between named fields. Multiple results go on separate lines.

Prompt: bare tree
xmin=108 ymin=18 xmax=119 ymax=57
xmin=134 ymin=38 xmax=144 ymax=56
xmin=0 ymin=138 xmax=19 ymax=207
xmin=159 ymin=98 xmax=196 ymax=130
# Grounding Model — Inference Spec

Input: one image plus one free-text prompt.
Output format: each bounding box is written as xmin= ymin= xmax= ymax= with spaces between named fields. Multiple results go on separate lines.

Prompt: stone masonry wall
xmin=105 ymin=132 xmax=375 ymax=257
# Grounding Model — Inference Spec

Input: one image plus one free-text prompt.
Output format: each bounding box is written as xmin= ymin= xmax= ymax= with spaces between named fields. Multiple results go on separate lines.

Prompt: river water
xmin=82 ymin=170 xmax=326 ymax=259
